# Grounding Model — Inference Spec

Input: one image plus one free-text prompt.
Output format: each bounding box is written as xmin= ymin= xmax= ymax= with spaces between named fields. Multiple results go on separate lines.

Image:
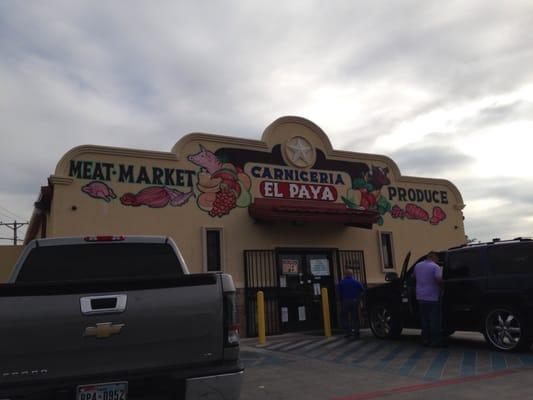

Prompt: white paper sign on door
xmin=313 ymin=283 xmax=321 ymax=296
xmin=281 ymin=307 xmax=289 ymax=322
xmin=280 ymin=275 xmax=287 ymax=288
xmin=310 ymin=258 xmax=330 ymax=276
xmin=298 ymin=306 xmax=306 ymax=321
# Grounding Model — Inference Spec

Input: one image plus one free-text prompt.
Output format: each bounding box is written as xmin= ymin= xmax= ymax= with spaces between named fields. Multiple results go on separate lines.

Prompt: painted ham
xmin=120 ymin=186 xmax=193 ymax=208
xmin=82 ymin=181 xmax=117 ymax=202
xmin=430 ymin=206 xmax=447 ymax=225
xmin=404 ymin=203 xmax=429 ymax=221
xmin=390 ymin=205 xmax=405 ymax=219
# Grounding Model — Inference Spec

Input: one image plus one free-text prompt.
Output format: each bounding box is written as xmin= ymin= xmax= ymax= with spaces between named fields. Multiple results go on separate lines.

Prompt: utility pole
xmin=0 ymin=221 xmax=29 ymax=245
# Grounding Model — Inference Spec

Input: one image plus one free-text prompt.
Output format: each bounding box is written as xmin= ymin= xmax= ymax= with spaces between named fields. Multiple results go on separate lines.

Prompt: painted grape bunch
xmin=209 ymin=188 xmax=237 ymax=217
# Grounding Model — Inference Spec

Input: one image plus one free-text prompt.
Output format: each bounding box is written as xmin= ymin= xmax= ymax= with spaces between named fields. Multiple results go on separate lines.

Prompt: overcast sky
xmin=1 ymin=1 xmax=532 ymax=244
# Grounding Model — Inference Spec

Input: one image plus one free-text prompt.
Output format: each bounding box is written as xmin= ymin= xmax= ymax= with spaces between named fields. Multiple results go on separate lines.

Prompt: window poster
xmin=298 ymin=306 xmax=306 ymax=321
xmin=310 ymin=258 xmax=330 ymax=276
xmin=282 ymin=258 xmax=299 ymax=275
xmin=313 ymin=283 xmax=321 ymax=296
xmin=281 ymin=307 xmax=289 ymax=322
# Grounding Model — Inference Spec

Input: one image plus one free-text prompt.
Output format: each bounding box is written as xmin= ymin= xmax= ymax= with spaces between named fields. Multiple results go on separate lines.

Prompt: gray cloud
xmin=454 ymin=176 xmax=533 ymax=241
xmin=388 ymin=137 xmax=475 ymax=176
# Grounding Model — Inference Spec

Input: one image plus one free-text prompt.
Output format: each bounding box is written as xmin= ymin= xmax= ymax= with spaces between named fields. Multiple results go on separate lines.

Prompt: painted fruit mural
xmin=188 ymin=145 xmax=253 ymax=217
xmin=342 ymin=165 xmax=392 ymax=225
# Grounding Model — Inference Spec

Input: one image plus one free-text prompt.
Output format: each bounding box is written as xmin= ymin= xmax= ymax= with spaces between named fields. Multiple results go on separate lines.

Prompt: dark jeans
xmin=340 ymin=299 xmax=360 ymax=337
xmin=419 ymin=300 xmax=442 ymax=345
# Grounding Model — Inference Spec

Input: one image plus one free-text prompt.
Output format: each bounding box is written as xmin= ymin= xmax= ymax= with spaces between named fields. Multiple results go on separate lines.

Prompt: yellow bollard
xmin=321 ymin=287 xmax=332 ymax=337
xmin=257 ymin=290 xmax=266 ymax=345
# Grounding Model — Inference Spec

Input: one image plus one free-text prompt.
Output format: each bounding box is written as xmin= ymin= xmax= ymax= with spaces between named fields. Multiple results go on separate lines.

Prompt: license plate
xmin=77 ymin=381 xmax=128 ymax=400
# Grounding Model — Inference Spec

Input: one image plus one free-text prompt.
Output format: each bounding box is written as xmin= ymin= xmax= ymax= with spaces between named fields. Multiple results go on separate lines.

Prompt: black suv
xmin=365 ymin=238 xmax=533 ymax=352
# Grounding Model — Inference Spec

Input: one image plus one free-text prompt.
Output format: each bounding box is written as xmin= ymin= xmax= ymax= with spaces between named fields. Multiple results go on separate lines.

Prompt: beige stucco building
xmin=24 ymin=116 xmax=466 ymax=335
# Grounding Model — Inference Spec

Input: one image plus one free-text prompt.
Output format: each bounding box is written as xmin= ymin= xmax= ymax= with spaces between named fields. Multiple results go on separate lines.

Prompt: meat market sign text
xmin=69 ymin=160 xmax=196 ymax=187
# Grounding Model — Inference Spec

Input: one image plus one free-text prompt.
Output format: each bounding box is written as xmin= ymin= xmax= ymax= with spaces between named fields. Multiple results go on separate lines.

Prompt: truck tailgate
xmin=0 ymin=280 xmax=223 ymax=384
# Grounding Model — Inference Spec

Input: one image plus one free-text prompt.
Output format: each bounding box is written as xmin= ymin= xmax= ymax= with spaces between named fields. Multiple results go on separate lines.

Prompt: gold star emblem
xmin=286 ymin=137 xmax=313 ymax=167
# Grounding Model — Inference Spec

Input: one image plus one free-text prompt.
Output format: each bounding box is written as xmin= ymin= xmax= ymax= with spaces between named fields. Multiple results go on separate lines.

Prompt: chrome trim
xmin=185 ymin=370 xmax=244 ymax=400
xmin=80 ymin=294 xmax=127 ymax=315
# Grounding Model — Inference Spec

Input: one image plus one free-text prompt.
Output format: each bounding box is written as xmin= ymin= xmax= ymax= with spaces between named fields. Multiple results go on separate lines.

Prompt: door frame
xmin=275 ymin=247 xmax=338 ymax=332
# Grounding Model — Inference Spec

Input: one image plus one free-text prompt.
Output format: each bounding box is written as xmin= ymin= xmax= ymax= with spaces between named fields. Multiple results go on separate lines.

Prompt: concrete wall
xmin=0 ymin=245 xmax=23 ymax=282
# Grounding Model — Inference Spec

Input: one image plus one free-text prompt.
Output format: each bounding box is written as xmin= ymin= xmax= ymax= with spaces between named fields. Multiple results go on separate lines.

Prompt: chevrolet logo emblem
xmin=84 ymin=322 xmax=125 ymax=339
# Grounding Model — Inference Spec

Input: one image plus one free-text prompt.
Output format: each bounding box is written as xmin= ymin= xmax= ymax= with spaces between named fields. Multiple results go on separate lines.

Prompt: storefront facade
xmin=25 ymin=116 xmax=466 ymax=336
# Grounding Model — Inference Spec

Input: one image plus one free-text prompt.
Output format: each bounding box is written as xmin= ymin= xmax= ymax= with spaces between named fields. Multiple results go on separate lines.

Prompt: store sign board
xmin=260 ymin=181 xmax=337 ymax=202
xmin=66 ymin=131 xmax=451 ymax=227
xmin=310 ymin=259 xmax=330 ymax=276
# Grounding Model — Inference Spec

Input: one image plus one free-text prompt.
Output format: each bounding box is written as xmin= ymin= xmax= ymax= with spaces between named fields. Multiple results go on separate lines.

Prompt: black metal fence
xmin=337 ymin=250 xmax=368 ymax=327
xmin=337 ymin=250 xmax=367 ymax=286
xmin=244 ymin=250 xmax=281 ymax=337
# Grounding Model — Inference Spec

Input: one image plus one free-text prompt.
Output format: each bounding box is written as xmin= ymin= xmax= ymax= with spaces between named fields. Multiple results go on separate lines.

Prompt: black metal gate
xmin=244 ymin=250 xmax=281 ymax=337
xmin=337 ymin=250 xmax=366 ymax=286
xmin=337 ymin=250 xmax=368 ymax=327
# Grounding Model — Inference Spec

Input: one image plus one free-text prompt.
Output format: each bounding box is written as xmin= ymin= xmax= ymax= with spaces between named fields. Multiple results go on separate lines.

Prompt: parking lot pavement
xmin=240 ymin=329 xmax=533 ymax=400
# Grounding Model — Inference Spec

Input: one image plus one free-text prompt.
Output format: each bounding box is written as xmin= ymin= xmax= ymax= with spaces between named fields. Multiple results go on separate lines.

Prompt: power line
xmin=0 ymin=204 xmax=24 ymax=220
xmin=0 ymin=210 xmax=16 ymax=220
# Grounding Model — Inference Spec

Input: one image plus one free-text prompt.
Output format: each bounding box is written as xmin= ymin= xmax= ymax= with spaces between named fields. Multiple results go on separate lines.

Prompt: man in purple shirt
xmin=414 ymin=251 xmax=444 ymax=347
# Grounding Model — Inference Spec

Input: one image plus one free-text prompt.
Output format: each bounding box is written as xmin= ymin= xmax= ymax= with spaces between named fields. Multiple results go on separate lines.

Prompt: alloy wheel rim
xmin=486 ymin=309 xmax=521 ymax=350
xmin=371 ymin=306 xmax=392 ymax=337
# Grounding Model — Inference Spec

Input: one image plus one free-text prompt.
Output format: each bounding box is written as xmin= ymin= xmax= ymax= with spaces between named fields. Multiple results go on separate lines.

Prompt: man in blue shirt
xmin=338 ymin=269 xmax=365 ymax=339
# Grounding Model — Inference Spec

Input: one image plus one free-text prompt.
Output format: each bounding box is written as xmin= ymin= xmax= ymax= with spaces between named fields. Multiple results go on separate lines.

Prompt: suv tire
xmin=483 ymin=306 xmax=531 ymax=352
xmin=369 ymin=303 xmax=402 ymax=339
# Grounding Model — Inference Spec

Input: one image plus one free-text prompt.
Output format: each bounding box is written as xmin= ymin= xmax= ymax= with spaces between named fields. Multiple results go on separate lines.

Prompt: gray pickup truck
xmin=0 ymin=235 xmax=243 ymax=400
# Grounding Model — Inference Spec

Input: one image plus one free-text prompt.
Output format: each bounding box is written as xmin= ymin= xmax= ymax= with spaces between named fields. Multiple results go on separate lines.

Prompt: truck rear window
xmin=16 ymin=243 xmax=183 ymax=283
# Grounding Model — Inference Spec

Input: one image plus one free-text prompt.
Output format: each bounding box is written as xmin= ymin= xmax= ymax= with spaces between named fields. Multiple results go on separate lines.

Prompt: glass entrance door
xmin=278 ymin=250 xmax=335 ymax=332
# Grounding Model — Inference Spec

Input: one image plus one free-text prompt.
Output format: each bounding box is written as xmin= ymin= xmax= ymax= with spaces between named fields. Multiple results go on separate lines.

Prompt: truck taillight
xmin=84 ymin=235 xmax=126 ymax=242
xmin=224 ymin=292 xmax=240 ymax=346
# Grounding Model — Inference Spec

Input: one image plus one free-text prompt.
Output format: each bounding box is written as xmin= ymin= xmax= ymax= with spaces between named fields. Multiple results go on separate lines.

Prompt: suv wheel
xmin=483 ymin=306 xmax=530 ymax=352
xmin=369 ymin=304 xmax=402 ymax=339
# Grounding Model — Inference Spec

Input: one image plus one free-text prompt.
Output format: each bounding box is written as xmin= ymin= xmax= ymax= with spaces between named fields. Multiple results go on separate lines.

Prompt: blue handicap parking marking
xmin=460 ymin=351 xmax=476 ymax=376
xmin=252 ymin=334 xmax=533 ymax=380
xmin=491 ymin=353 xmax=507 ymax=370
xmin=263 ymin=340 xmax=299 ymax=351
xmin=520 ymin=353 xmax=533 ymax=366
xmin=332 ymin=340 xmax=367 ymax=363
xmin=398 ymin=347 xmax=427 ymax=376
xmin=282 ymin=339 xmax=320 ymax=352
xmin=373 ymin=344 xmax=406 ymax=371
xmin=351 ymin=342 xmax=384 ymax=364
xmin=314 ymin=338 xmax=355 ymax=358
xmin=424 ymin=349 xmax=450 ymax=380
